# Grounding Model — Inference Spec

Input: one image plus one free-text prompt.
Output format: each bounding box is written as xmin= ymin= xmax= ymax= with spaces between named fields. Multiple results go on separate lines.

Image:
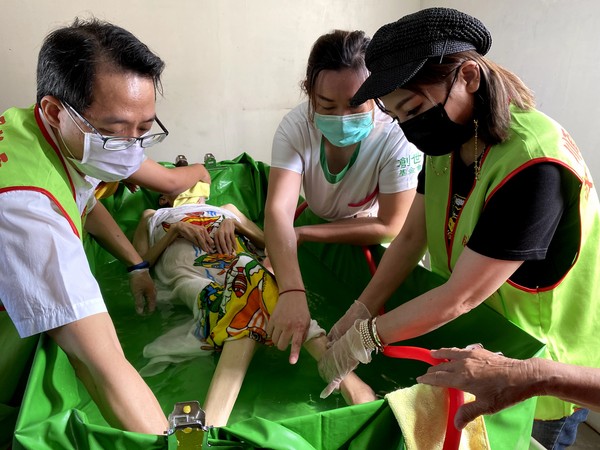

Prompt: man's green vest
xmin=0 ymin=106 xmax=82 ymax=237
xmin=425 ymin=106 xmax=600 ymax=420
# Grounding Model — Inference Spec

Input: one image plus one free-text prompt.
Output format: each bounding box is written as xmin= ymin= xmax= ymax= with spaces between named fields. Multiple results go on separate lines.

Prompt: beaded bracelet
xmin=126 ymin=260 xmax=150 ymax=273
xmin=279 ymin=288 xmax=306 ymax=296
xmin=359 ymin=319 xmax=378 ymax=352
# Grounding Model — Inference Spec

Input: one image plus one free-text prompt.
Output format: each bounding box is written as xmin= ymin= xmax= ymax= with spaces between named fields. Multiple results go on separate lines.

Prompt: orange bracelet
xmin=278 ymin=288 xmax=306 ymax=296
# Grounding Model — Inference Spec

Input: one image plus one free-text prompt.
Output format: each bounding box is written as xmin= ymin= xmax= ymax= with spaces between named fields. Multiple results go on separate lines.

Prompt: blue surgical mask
xmin=314 ymin=110 xmax=374 ymax=147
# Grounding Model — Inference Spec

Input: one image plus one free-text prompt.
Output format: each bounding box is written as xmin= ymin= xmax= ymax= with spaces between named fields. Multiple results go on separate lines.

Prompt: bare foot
xmin=339 ymin=372 xmax=376 ymax=405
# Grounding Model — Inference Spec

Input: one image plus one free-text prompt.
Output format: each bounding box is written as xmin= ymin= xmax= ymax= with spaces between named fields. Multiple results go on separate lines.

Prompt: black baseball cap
xmin=351 ymin=7 xmax=492 ymax=106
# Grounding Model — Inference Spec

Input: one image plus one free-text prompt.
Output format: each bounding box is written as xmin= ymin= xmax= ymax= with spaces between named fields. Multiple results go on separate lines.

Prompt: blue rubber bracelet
xmin=126 ymin=260 xmax=150 ymax=272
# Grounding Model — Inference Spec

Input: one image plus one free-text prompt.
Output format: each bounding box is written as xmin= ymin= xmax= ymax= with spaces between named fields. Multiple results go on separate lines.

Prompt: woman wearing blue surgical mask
xmin=264 ymin=30 xmax=422 ymax=368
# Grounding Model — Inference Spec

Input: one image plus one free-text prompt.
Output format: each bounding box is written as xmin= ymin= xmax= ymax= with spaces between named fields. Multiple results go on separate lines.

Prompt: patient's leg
xmin=203 ymin=338 xmax=258 ymax=427
xmin=303 ymin=335 xmax=376 ymax=405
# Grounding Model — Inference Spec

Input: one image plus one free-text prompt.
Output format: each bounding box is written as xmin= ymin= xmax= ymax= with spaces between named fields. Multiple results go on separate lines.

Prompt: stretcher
xmin=3 ymin=153 xmax=545 ymax=449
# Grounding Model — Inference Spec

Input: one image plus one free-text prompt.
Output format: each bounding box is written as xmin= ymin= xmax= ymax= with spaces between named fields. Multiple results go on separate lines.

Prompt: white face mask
xmin=66 ymin=132 xmax=145 ymax=182
xmin=57 ymin=121 xmax=145 ymax=182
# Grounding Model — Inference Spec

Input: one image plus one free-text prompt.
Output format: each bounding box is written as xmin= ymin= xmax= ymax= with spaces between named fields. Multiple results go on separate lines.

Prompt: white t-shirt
xmin=271 ymin=102 xmax=423 ymax=220
xmin=0 ymin=110 xmax=105 ymax=338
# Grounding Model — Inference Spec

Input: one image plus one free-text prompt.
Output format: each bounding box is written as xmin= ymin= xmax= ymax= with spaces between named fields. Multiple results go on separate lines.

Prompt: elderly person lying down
xmin=132 ymin=181 xmax=376 ymax=427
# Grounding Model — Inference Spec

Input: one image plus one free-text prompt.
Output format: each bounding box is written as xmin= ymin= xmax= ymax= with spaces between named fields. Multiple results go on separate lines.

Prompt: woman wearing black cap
xmin=318 ymin=8 xmax=600 ymax=449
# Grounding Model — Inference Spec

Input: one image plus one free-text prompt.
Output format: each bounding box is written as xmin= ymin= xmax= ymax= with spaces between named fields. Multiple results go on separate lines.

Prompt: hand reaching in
xmin=319 ymin=319 xmax=374 ymax=398
xmin=327 ymin=300 xmax=371 ymax=347
xmin=266 ymin=291 xmax=311 ymax=364
xmin=416 ymin=347 xmax=534 ymax=429
xmin=128 ymin=268 xmax=157 ymax=315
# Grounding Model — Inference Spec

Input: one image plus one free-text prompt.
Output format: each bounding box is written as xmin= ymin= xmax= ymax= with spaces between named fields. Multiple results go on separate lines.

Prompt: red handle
xmin=383 ymin=346 xmax=463 ymax=450
xmin=294 ymin=201 xmax=309 ymax=221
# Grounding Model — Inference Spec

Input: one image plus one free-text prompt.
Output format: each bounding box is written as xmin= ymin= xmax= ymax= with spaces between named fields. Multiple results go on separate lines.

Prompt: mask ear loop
xmin=61 ymin=102 xmax=88 ymax=135
xmin=59 ymin=102 xmax=92 ymax=163
xmin=56 ymin=128 xmax=79 ymax=160
xmin=437 ymin=32 xmax=461 ymax=108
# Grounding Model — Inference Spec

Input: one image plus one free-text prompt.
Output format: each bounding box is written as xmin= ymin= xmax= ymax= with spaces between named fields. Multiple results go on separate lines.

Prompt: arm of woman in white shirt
xmin=264 ymin=167 xmax=312 ymax=365
xmin=294 ymin=189 xmax=416 ymax=246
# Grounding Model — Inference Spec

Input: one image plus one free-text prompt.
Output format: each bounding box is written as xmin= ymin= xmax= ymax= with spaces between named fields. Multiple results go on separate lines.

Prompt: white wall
xmin=0 ymin=0 xmax=415 ymax=165
xmin=422 ymin=0 xmax=600 ymax=179
xmin=2 ymin=1 xmax=598 ymax=177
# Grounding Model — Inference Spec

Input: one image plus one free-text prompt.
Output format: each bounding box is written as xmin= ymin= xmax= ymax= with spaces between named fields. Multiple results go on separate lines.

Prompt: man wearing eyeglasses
xmin=0 ymin=18 xmax=207 ymax=434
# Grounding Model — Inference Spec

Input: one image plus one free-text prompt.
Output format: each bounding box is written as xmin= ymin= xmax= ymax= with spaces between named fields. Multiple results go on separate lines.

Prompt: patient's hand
xmin=172 ymin=222 xmax=215 ymax=253
xmin=214 ymin=218 xmax=237 ymax=255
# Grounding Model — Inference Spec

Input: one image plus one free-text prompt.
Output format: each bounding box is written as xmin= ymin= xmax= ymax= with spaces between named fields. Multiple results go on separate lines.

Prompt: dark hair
xmin=401 ymin=51 xmax=535 ymax=145
xmin=301 ymin=30 xmax=370 ymax=119
xmin=36 ymin=17 xmax=165 ymax=111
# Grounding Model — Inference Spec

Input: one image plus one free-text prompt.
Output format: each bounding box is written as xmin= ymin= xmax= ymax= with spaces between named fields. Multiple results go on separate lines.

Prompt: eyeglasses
xmin=63 ymin=102 xmax=169 ymax=151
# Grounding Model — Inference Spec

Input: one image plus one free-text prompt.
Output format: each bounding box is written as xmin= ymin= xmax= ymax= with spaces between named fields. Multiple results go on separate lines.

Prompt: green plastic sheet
xmin=5 ymin=153 xmax=544 ymax=449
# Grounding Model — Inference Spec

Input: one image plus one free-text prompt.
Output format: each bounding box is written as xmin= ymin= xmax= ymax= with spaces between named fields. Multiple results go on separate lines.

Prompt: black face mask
xmin=398 ymin=71 xmax=474 ymax=156
xmin=399 ymin=104 xmax=473 ymax=156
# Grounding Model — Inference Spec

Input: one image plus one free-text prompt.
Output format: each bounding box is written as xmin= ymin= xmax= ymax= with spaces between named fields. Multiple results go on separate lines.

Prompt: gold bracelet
xmin=370 ymin=317 xmax=385 ymax=352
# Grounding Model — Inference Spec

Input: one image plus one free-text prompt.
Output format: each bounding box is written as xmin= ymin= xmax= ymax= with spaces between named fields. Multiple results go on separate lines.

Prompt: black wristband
xmin=126 ymin=260 xmax=150 ymax=272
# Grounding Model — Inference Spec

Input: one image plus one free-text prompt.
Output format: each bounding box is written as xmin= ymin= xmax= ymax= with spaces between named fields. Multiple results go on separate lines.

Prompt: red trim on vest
xmin=348 ymin=186 xmax=379 ymax=207
xmin=506 ymin=276 xmax=566 ymax=293
xmin=0 ymin=186 xmax=81 ymax=238
xmin=34 ymin=106 xmax=77 ymax=201
xmin=483 ymin=158 xmax=580 ymax=209
xmin=446 ymin=145 xmax=491 ymax=272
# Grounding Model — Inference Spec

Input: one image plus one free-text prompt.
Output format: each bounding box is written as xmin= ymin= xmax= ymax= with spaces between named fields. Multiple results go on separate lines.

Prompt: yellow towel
xmin=385 ymin=384 xmax=490 ymax=450
xmin=94 ymin=181 xmax=120 ymax=199
xmin=173 ymin=181 xmax=211 ymax=206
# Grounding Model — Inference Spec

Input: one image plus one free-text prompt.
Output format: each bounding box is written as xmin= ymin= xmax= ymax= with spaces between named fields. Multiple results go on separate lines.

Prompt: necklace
xmin=474 ymin=119 xmax=481 ymax=181
xmin=428 ymin=154 xmax=451 ymax=176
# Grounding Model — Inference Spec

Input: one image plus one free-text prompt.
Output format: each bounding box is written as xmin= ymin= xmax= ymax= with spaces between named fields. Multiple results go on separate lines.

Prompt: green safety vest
xmin=0 ymin=106 xmax=82 ymax=237
xmin=425 ymin=105 xmax=600 ymax=420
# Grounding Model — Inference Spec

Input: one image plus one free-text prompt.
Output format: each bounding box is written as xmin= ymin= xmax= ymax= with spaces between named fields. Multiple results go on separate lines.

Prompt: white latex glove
xmin=128 ymin=268 xmax=157 ymax=315
xmin=327 ymin=300 xmax=371 ymax=347
xmin=305 ymin=319 xmax=326 ymax=342
xmin=318 ymin=319 xmax=373 ymax=398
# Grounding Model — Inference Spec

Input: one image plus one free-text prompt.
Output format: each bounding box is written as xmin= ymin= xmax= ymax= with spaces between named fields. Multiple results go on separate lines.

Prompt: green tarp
xmin=4 ymin=153 xmax=544 ymax=449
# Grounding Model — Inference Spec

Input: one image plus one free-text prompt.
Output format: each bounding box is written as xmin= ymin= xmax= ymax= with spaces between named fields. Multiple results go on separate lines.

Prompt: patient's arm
xmin=132 ymin=209 xmax=216 ymax=266
xmin=219 ymin=203 xmax=265 ymax=249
